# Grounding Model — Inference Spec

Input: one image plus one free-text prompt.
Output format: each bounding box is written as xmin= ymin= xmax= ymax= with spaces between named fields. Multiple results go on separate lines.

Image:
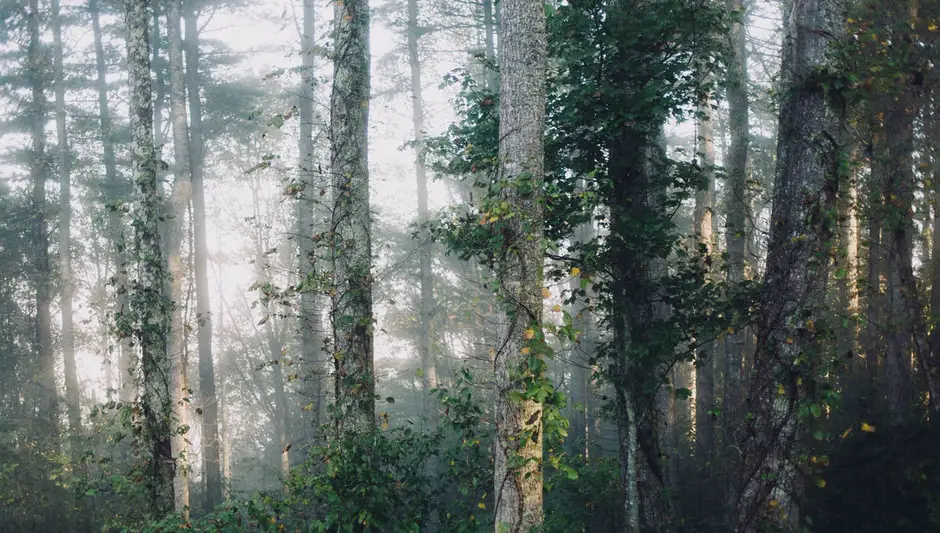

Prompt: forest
xmin=1 ymin=0 xmax=939 ymax=531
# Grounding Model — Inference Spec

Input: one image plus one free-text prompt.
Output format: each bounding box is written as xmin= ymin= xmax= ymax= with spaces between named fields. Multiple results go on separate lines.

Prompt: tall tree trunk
xmin=493 ymin=0 xmax=548 ymax=530
xmin=482 ymin=0 xmax=498 ymax=91
xmin=124 ymin=0 xmax=174 ymax=515
xmin=166 ymin=0 xmax=192 ymax=517
xmin=723 ymin=0 xmax=750 ymax=431
xmin=569 ymin=217 xmax=596 ymax=460
xmin=694 ymin=95 xmax=716 ymax=458
xmin=91 ymin=0 xmax=136 ymax=404
xmin=329 ymin=0 xmax=375 ymax=434
xmin=51 ymin=0 xmax=81 ymax=456
xmin=872 ymin=0 xmax=940 ymax=415
xmin=408 ymin=0 xmax=438 ymax=425
xmin=296 ymin=0 xmax=324 ymax=449
xmin=733 ymin=0 xmax=845 ymax=530
xmin=26 ymin=0 xmax=58 ymax=437
xmin=182 ymin=2 xmax=223 ymax=509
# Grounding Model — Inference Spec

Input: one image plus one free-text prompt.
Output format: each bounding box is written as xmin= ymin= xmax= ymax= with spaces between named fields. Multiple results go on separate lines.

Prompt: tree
xmin=329 ymin=0 xmax=375 ymax=433
xmin=723 ymin=0 xmax=750 ymax=430
xmin=408 ymin=0 xmax=438 ymax=424
xmin=296 ymin=0 xmax=324 ymax=447
xmin=183 ymin=0 xmax=223 ymax=509
xmin=50 ymin=0 xmax=81 ymax=454
xmin=124 ymin=0 xmax=174 ymax=516
xmin=26 ymin=0 xmax=57 ymax=438
xmin=492 ymin=0 xmax=548 ymax=530
xmin=733 ymin=0 xmax=846 ymax=529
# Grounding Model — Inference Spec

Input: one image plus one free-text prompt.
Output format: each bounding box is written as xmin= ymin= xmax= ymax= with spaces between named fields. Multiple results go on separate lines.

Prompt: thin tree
xmin=50 ymin=0 xmax=81 ymax=455
xmin=329 ymin=0 xmax=375 ymax=433
xmin=407 ymin=0 xmax=438 ymax=423
xmin=26 ymin=0 xmax=57 ymax=436
xmin=124 ymin=0 xmax=174 ymax=515
xmin=182 ymin=0 xmax=223 ymax=508
xmin=492 ymin=0 xmax=548 ymax=530
xmin=723 ymin=0 xmax=750 ymax=429
xmin=166 ymin=0 xmax=192 ymax=516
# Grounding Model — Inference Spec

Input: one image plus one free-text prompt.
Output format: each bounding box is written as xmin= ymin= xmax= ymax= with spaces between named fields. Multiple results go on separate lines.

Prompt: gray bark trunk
xmin=166 ymin=0 xmax=192 ymax=516
xmin=124 ymin=0 xmax=174 ymax=515
xmin=297 ymin=0 xmax=324 ymax=449
xmin=329 ymin=0 xmax=375 ymax=433
xmin=408 ymin=0 xmax=438 ymax=425
xmin=51 ymin=0 xmax=81 ymax=456
xmin=733 ymin=0 xmax=846 ymax=530
xmin=723 ymin=0 xmax=749 ymax=431
xmin=26 ymin=0 xmax=57 ymax=437
xmin=91 ymin=0 xmax=136 ymax=404
xmin=183 ymin=2 xmax=223 ymax=508
xmin=694 ymin=95 xmax=716 ymax=458
xmin=493 ymin=0 xmax=548 ymax=530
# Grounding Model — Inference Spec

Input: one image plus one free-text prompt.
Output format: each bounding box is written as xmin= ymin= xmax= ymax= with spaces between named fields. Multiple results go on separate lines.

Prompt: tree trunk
xmin=91 ymin=0 xmax=136 ymax=404
xmin=723 ymin=0 xmax=749 ymax=432
xmin=124 ymin=0 xmax=174 ymax=515
xmin=166 ymin=0 xmax=192 ymax=517
xmin=329 ymin=0 xmax=375 ymax=434
xmin=51 ymin=0 xmax=81 ymax=457
xmin=26 ymin=0 xmax=57 ymax=438
xmin=733 ymin=0 xmax=845 ymax=530
xmin=694 ymin=94 xmax=716 ymax=458
xmin=569 ymin=217 xmax=596 ymax=460
xmin=493 ymin=0 xmax=548 ymax=530
xmin=296 ymin=0 xmax=324 ymax=450
xmin=408 ymin=0 xmax=438 ymax=425
xmin=482 ymin=0 xmax=498 ymax=91
xmin=182 ymin=2 xmax=223 ymax=509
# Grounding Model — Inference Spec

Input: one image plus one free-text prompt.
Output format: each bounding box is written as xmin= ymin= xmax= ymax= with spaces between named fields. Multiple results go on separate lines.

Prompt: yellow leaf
xmin=524 ymin=328 xmax=535 ymax=340
xmin=777 ymin=383 xmax=786 ymax=396
xmin=542 ymin=287 xmax=551 ymax=299
xmin=847 ymin=17 xmax=856 ymax=23
xmin=726 ymin=327 xmax=735 ymax=335
xmin=769 ymin=499 xmax=779 ymax=508
xmin=521 ymin=347 xmax=531 ymax=355
xmin=930 ymin=23 xmax=938 ymax=31
xmin=816 ymin=478 xmax=827 ymax=488
xmin=571 ymin=267 xmax=581 ymax=277
xmin=806 ymin=319 xmax=815 ymax=332
xmin=861 ymin=422 xmax=876 ymax=433
xmin=478 ymin=503 xmax=486 ymax=510
xmin=785 ymin=337 xmax=794 ymax=345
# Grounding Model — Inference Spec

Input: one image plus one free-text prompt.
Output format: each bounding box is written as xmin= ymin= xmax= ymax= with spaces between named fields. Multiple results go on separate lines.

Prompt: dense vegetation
xmin=1 ymin=0 xmax=940 ymax=531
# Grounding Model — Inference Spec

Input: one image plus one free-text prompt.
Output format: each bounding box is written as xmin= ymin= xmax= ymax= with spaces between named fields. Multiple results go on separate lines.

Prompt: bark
xmin=723 ymin=0 xmax=749 ymax=430
xmin=408 ymin=0 xmax=438 ymax=425
xmin=733 ymin=0 xmax=846 ymax=530
xmin=569 ymin=217 xmax=596 ymax=460
xmin=182 ymin=2 xmax=223 ymax=508
xmin=91 ymin=0 xmax=135 ymax=404
xmin=493 ymin=0 xmax=548 ymax=530
xmin=876 ymin=98 xmax=916 ymax=416
xmin=125 ymin=0 xmax=174 ymax=515
xmin=837 ymin=156 xmax=859 ymax=354
xmin=871 ymin=0 xmax=940 ymax=416
xmin=329 ymin=0 xmax=375 ymax=434
xmin=296 ymin=0 xmax=324 ymax=448
xmin=482 ymin=0 xmax=498 ymax=91
xmin=51 ymin=0 xmax=81 ymax=456
xmin=26 ymin=0 xmax=58 ymax=437
xmin=166 ymin=0 xmax=192 ymax=516
xmin=694 ymin=95 xmax=716 ymax=458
